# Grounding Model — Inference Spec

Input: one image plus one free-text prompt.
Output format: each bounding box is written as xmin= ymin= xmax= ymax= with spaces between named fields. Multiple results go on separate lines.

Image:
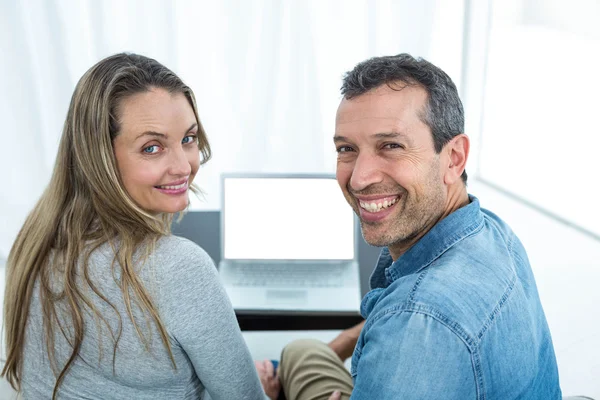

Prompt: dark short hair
xmin=341 ymin=53 xmax=467 ymax=183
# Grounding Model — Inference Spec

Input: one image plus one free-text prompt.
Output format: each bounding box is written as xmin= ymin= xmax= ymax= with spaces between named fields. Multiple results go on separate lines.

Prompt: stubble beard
xmin=356 ymin=168 xmax=446 ymax=249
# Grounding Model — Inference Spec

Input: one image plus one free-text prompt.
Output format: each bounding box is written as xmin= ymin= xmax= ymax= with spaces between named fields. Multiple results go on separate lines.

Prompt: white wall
xmin=477 ymin=0 xmax=600 ymax=237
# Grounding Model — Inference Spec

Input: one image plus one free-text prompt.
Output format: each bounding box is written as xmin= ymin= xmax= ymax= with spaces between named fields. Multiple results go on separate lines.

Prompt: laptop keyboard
xmin=230 ymin=263 xmax=345 ymax=287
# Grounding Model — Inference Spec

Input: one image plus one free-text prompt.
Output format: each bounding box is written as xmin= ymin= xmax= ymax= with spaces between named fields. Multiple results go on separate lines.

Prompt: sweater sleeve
xmin=156 ymin=237 xmax=267 ymax=400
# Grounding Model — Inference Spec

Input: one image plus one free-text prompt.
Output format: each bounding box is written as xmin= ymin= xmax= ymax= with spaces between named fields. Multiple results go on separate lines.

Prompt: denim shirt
xmin=350 ymin=196 xmax=561 ymax=399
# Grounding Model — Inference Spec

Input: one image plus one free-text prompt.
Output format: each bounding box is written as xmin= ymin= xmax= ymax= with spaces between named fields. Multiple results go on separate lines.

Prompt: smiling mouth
xmin=155 ymin=182 xmax=188 ymax=190
xmin=358 ymin=196 xmax=399 ymax=213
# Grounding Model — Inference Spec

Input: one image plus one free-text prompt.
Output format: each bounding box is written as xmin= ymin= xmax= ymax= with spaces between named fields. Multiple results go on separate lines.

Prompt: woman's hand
xmin=254 ymin=360 xmax=281 ymax=400
xmin=328 ymin=390 xmax=342 ymax=399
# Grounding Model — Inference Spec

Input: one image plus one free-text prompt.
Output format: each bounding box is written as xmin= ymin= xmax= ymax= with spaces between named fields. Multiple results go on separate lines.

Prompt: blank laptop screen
xmin=223 ymin=177 xmax=355 ymax=260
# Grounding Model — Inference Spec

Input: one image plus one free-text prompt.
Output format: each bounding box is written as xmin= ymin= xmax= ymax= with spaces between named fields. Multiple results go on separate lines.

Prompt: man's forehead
xmin=334 ymin=87 xmax=429 ymax=144
xmin=337 ymin=85 xmax=426 ymax=120
xmin=335 ymin=112 xmax=408 ymax=126
xmin=335 ymin=102 xmax=416 ymax=138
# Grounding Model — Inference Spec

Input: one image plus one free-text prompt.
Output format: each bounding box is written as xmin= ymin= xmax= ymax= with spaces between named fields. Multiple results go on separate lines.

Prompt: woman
xmin=1 ymin=53 xmax=270 ymax=399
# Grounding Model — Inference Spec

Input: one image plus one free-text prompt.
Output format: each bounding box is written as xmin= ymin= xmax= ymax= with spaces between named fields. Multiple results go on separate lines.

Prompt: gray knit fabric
xmin=21 ymin=235 xmax=266 ymax=399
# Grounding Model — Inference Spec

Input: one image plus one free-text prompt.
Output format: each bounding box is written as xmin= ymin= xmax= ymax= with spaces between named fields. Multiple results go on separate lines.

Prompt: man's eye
xmin=383 ymin=143 xmax=403 ymax=149
xmin=336 ymin=146 xmax=354 ymax=153
xmin=182 ymin=135 xmax=197 ymax=145
xmin=143 ymin=145 xmax=160 ymax=154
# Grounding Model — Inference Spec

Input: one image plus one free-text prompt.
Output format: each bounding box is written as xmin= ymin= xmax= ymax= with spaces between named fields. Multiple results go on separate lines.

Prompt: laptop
xmin=218 ymin=173 xmax=361 ymax=311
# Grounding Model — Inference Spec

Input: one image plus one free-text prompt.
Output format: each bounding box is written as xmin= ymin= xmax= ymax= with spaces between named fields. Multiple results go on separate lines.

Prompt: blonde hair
xmin=1 ymin=53 xmax=211 ymax=398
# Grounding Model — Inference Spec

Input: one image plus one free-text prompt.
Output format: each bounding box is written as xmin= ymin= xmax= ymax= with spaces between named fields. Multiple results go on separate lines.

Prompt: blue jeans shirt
xmin=350 ymin=196 xmax=561 ymax=399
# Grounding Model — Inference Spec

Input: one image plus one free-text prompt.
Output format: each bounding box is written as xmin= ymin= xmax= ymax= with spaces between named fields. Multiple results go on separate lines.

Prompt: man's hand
xmin=254 ymin=360 xmax=281 ymax=400
xmin=328 ymin=320 xmax=366 ymax=361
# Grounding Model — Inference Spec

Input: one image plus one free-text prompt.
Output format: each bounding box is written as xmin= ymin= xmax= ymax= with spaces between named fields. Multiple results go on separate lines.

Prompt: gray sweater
xmin=21 ymin=235 xmax=267 ymax=399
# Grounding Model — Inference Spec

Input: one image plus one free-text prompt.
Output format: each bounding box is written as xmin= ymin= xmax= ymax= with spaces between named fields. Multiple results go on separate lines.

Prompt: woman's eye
xmin=182 ymin=135 xmax=197 ymax=145
xmin=142 ymin=145 xmax=160 ymax=154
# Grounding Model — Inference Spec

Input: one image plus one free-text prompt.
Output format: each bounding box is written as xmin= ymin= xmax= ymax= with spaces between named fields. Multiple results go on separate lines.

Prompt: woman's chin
xmin=147 ymin=200 xmax=189 ymax=215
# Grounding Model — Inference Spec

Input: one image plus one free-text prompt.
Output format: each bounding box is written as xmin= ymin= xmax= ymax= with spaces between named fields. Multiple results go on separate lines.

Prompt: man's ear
xmin=443 ymin=134 xmax=469 ymax=185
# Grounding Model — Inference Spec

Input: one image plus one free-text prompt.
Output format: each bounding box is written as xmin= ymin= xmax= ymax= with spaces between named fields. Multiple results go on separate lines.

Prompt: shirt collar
xmin=370 ymin=194 xmax=483 ymax=289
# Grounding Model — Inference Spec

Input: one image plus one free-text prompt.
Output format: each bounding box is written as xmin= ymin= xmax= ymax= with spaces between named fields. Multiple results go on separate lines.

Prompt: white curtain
xmin=0 ymin=0 xmax=465 ymax=259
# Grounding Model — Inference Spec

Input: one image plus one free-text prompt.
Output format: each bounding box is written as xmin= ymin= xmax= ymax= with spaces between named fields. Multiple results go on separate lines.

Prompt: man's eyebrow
xmin=135 ymin=123 xmax=198 ymax=140
xmin=373 ymin=132 xmax=409 ymax=140
xmin=334 ymin=131 xmax=411 ymax=143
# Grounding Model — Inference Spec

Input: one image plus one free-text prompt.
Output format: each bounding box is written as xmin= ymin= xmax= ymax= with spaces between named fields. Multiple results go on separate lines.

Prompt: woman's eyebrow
xmin=135 ymin=123 xmax=198 ymax=140
xmin=136 ymin=131 xmax=167 ymax=140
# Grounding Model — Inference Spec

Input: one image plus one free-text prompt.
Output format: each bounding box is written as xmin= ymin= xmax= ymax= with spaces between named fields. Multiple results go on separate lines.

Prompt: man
xmin=257 ymin=53 xmax=561 ymax=399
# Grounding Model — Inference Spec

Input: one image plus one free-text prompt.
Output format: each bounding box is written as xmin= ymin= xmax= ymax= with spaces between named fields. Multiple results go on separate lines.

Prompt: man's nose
xmin=349 ymin=152 xmax=384 ymax=192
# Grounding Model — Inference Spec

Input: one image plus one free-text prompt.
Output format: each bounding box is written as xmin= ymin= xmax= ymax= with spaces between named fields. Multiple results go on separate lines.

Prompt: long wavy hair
xmin=1 ymin=53 xmax=211 ymax=398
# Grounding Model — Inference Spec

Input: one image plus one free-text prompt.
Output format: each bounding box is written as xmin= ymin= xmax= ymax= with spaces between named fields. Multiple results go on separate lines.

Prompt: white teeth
xmin=159 ymin=182 xmax=187 ymax=190
xmin=360 ymin=197 xmax=398 ymax=213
